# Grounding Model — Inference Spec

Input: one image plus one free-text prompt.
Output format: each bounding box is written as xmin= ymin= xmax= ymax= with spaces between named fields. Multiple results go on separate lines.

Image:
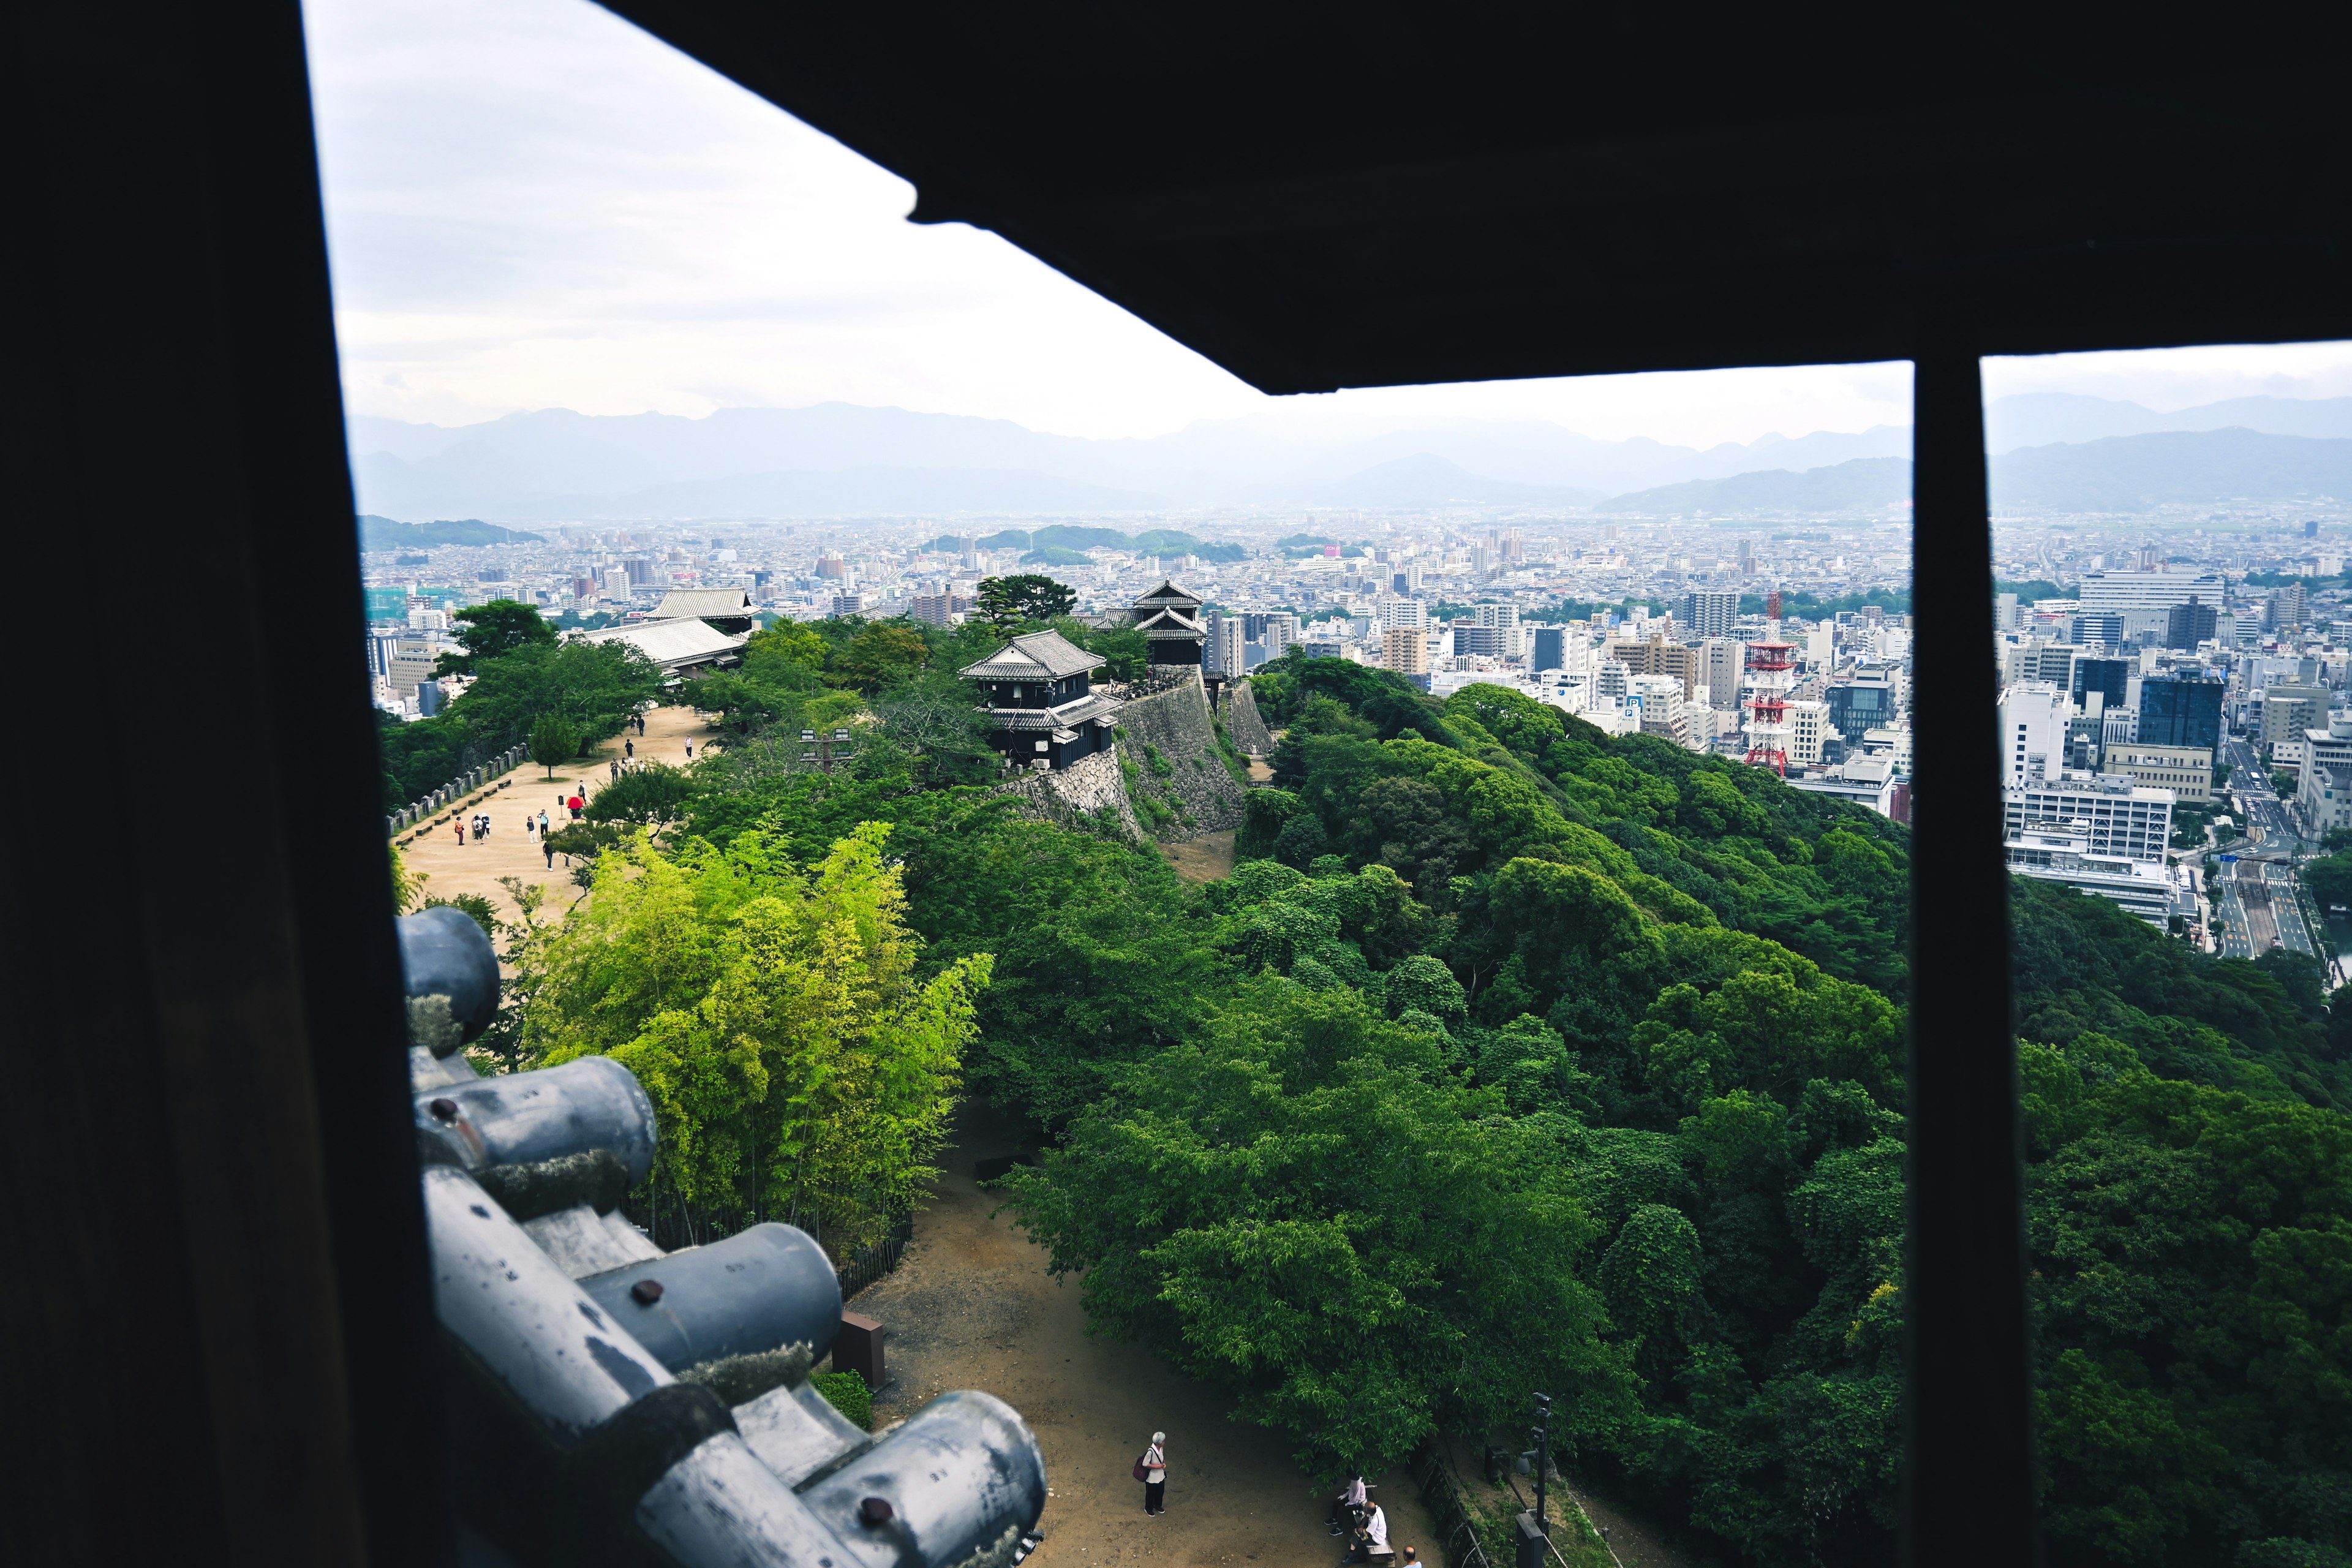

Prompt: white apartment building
xmin=2000 ymin=680 xmax=2073 ymax=788
xmin=1789 ymin=699 xmax=1831 ymax=767
xmin=1626 ymin=673 xmax=1688 ymax=746
xmin=2004 ymin=774 xmax=2175 ymax=862
xmin=1702 ymin=638 xmax=1746 ymax=711
xmin=1376 ymin=597 xmax=1430 ymax=631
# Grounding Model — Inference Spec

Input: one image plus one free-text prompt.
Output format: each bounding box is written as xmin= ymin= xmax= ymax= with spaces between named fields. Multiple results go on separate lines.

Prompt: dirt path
xmin=1161 ymin=829 xmax=1237 ymax=883
xmin=398 ymin=704 xmax=715 ymax=924
xmin=850 ymin=1105 xmax=1437 ymax=1568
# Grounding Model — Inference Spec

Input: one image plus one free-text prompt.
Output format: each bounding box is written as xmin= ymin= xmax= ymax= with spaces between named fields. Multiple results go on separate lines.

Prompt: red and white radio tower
xmin=1743 ymin=589 xmax=1795 ymax=774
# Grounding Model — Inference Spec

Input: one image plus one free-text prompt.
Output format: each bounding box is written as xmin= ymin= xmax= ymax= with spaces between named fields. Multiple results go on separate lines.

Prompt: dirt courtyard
xmin=849 ymin=1104 xmax=1437 ymax=1568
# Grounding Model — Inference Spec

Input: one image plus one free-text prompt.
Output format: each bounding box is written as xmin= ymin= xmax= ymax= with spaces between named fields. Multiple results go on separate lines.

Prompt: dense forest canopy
xmin=432 ymin=602 xmax=2352 ymax=1568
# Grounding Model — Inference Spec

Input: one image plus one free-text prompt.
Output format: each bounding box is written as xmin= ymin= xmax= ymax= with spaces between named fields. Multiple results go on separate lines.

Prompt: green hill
xmin=359 ymin=514 xmax=543 ymax=549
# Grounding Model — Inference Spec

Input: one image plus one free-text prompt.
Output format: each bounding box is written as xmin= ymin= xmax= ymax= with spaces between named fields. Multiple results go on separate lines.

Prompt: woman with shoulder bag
xmin=1135 ymin=1431 xmax=1166 ymax=1515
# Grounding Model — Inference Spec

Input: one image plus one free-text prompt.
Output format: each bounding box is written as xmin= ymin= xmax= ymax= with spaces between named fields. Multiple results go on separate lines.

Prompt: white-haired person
xmin=1138 ymin=1431 xmax=1167 ymax=1515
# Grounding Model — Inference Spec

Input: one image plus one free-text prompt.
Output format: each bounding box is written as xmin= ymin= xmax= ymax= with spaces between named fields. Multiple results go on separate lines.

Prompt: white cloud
xmin=306 ymin=0 xmax=2352 ymax=446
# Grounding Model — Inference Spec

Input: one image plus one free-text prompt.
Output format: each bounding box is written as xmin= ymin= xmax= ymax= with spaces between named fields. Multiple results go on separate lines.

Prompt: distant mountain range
xmin=342 ymin=392 xmax=2352 ymax=522
xmin=1592 ymin=429 xmax=2352 ymax=517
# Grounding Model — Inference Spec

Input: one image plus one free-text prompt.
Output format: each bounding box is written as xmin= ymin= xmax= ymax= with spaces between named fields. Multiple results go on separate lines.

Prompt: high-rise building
xmin=2138 ymin=674 xmax=2225 ymax=749
xmin=1530 ymin=625 xmax=1567 ymax=673
xmin=1788 ymin=699 xmax=1831 ymax=766
xmin=1376 ymin=598 xmax=1428 ymax=631
xmin=2000 ymin=680 xmax=2072 ymax=788
xmin=1701 ymin=638 xmax=1746 ymax=710
xmin=1207 ymin=609 xmax=1246 ymax=676
xmin=1382 ymin=625 xmax=1430 ymax=680
xmin=1676 ymin=590 xmax=1739 ymax=638
xmin=2272 ymin=582 xmax=2310 ymax=630
xmin=2262 ymin=684 xmax=2328 ymax=749
xmin=2165 ymin=595 xmax=2218 ymax=649
xmin=2074 ymin=657 xmax=2131 ymax=712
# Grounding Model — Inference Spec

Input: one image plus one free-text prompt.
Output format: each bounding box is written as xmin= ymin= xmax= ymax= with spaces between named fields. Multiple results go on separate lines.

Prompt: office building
xmin=2004 ymin=773 xmax=2175 ymax=862
xmin=1676 ymin=590 xmax=1739 ymax=639
xmin=2079 ymin=570 xmax=2228 ymax=618
xmin=2000 ymin=680 xmax=2071 ymax=788
xmin=2272 ymin=582 xmax=2310 ymax=630
xmin=1531 ymin=625 xmax=1567 ymax=673
xmin=2074 ymin=657 xmax=2131 ymax=712
xmin=2068 ymin=611 xmax=2125 ymax=647
xmin=2105 ymin=743 xmax=2212 ymax=803
xmin=2003 ymin=827 xmax=2182 ymax=925
xmin=1828 ymin=674 xmax=1898 ymax=742
xmin=2138 ymin=675 xmax=2224 ymax=750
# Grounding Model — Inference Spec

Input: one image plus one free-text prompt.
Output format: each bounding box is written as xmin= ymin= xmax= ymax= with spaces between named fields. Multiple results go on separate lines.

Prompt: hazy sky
xmin=305 ymin=0 xmax=2352 ymax=446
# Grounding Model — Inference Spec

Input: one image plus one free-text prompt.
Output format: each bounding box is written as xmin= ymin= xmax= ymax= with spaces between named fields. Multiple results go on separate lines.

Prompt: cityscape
xmin=364 ymin=429 xmax=2352 ymax=976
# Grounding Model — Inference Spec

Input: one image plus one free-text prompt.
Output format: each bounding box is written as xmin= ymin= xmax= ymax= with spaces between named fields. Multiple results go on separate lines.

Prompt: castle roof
xmin=1134 ymin=605 xmax=1207 ymax=640
xmin=1134 ymin=578 xmax=1203 ymax=611
xmin=957 ymin=628 xmax=1104 ymax=680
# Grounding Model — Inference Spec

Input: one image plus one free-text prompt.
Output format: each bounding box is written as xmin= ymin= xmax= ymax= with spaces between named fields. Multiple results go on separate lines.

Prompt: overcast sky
xmin=304 ymin=0 xmax=2352 ymax=447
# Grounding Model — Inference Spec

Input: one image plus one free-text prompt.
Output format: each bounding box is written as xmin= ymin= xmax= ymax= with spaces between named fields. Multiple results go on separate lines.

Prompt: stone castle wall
xmin=996 ymin=747 xmax=1144 ymax=841
xmin=1225 ymin=679 xmax=1275 ymax=756
xmin=1117 ymin=670 xmax=1250 ymax=837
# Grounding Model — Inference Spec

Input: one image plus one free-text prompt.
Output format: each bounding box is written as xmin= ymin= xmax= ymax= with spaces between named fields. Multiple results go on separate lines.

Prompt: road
xmin=2215 ymin=734 xmax=2320 ymax=962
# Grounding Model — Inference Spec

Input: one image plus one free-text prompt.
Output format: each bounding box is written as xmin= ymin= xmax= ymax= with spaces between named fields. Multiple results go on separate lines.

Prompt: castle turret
xmin=958 ymin=629 xmax=1125 ymax=771
xmin=1132 ymin=578 xmax=1207 ymax=666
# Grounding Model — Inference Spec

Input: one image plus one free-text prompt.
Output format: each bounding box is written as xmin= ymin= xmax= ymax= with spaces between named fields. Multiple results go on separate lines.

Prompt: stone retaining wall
xmin=1118 ymin=669 xmax=1249 ymax=837
xmin=996 ymin=747 xmax=1144 ymax=841
xmin=1225 ymin=679 xmax=1275 ymax=756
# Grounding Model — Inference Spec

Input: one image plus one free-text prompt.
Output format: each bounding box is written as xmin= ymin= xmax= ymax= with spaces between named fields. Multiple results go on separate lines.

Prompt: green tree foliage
xmin=463 ymin=608 xmax=2352 ymax=1567
xmin=998 ymin=977 xmax=1626 ymax=1476
xmin=530 ymin=713 xmax=579 ymax=776
xmin=521 ymin=823 xmax=991 ymax=1246
xmin=382 ymin=635 xmax=659 ymax=810
xmin=974 ymin=573 xmax=1077 ymax=628
xmin=582 ymin=762 xmax=698 ymax=828
xmin=434 ymin=598 xmax=558 ymax=676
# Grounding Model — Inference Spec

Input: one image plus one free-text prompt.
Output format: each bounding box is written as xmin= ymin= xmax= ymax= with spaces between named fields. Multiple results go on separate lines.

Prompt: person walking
xmin=610 ymin=758 xmax=621 ymax=782
xmin=567 ymin=793 xmax=584 ymax=820
xmin=624 ymin=737 xmax=634 ymax=760
xmin=684 ymin=739 xmax=694 ymax=760
xmin=454 ymin=818 xmax=466 ymax=847
xmin=1138 ymin=1432 xmax=1166 ymax=1515
xmin=543 ymin=835 xmax=557 ymax=870
xmin=538 ymin=809 xmax=550 ymax=836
